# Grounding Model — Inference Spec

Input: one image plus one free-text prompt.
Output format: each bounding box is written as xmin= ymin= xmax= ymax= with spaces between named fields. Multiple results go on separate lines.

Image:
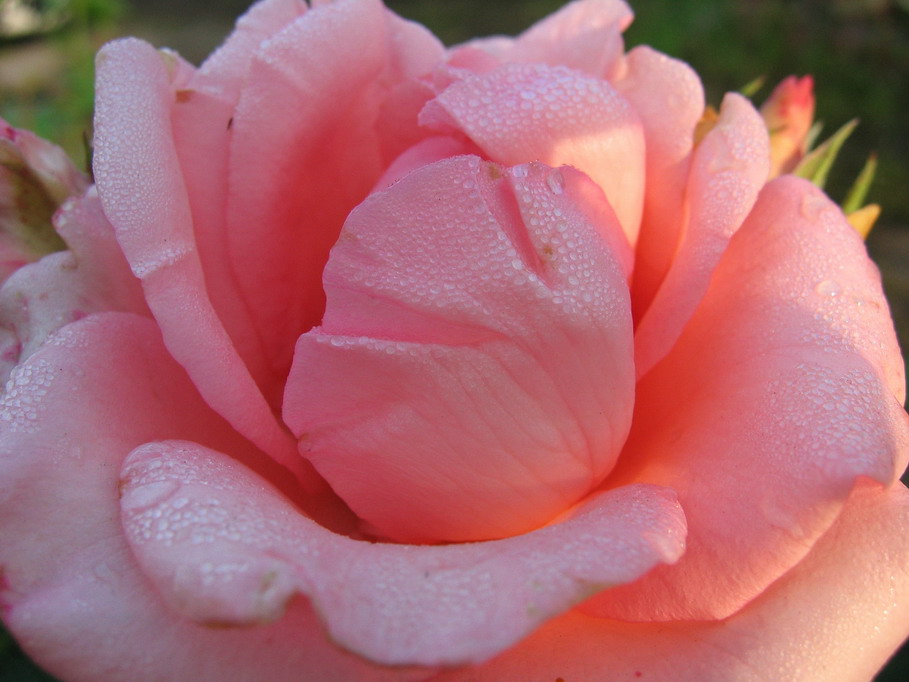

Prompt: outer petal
xmin=614 ymin=46 xmax=705 ymax=318
xmin=225 ymin=0 xmax=443 ymax=387
xmin=437 ymin=483 xmax=909 ymax=682
xmin=453 ymin=0 xmax=632 ymax=80
xmin=92 ymin=37 xmax=312 ymax=484
xmin=118 ymin=440 xmax=685 ymax=668
xmin=420 ymin=63 xmax=645 ymax=245
xmin=284 ymin=157 xmax=634 ymax=543
xmin=633 ymin=93 xmax=770 ymax=377
xmin=0 ymin=313 xmax=416 ymax=682
xmin=0 ymin=189 xmax=149 ymax=385
xmin=588 ymin=176 xmax=908 ymax=621
xmin=192 ymin=0 xmax=308 ymax=102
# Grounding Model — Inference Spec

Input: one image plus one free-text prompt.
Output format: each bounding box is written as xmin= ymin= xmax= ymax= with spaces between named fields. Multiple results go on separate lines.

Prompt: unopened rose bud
xmin=761 ymin=75 xmax=815 ymax=177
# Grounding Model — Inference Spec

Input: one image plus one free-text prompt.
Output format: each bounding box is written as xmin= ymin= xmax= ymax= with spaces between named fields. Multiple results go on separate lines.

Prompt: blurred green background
xmin=1 ymin=0 xmax=908 ymax=679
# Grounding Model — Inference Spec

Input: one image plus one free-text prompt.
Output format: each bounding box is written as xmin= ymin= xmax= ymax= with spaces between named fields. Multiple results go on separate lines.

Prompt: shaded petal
xmin=92 ymin=37 xmax=311 ymax=483
xmin=588 ymin=176 xmax=909 ymax=620
xmin=437 ymin=483 xmax=909 ymax=682
xmin=0 ymin=313 xmax=414 ymax=682
xmin=119 ymin=439 xmax=685 ymax=667
xmin=420 ymin=63 xmax=645 ymax=245
xmin=614 ymin=46 xmax=705 ymax=318
xmin=225 ymin=0 xmax=443 ymax=387
xmin=0 ymin=189 xmax=149 ymax=384
xmin=633 ymin=93 xmax=769 ymax=377
xmin=285 ymin=157 xmax=634 ymax=543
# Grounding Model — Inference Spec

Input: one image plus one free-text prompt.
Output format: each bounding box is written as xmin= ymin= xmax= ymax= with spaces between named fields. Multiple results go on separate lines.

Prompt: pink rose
xmin=2 ymin=0 xmax=908 ymax=679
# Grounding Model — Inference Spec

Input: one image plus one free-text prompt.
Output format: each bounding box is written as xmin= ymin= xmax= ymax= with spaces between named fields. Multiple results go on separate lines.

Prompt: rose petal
xmin=192 ymin=0 xmax=308 ymax=102
xmin=633 ymin=93 xmax=770 ymax=377
xmin=118 ymin=439 xmax=685 ymax=667
xmin=225 ymin=0 xmax=442 ymax=387
xmin=588 ymin=176 xmax=909 ymax=620
xmin=453 ymin=0 xmax=633 ymax=80
xmin=420 ymin=62 xmax=645 ymax=245
xmin=614 ymin=46 xmax=705 ymax=318
xmin=284 ymin=156 xmax=634 ymax=543
xmin=92 ymin=37 xmax=324 ymax=489
xmin=0 ymin=313 xmax=410 ymax=681
xmin=510 ymin=0 xmax=632 ymax=79
xmin=437 ymin=483 xmax=909 ymax=681
xmin=0 ymin=189 xmax=149 ymax=380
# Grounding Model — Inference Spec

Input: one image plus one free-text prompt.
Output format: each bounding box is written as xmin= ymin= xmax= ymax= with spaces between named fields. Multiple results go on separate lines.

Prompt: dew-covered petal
xmin=437 ymin=483 xmax=909 ymax=682
xmin=92 ymin=37 xmax=314 ymax=484
xmin=633 ymin=93 xmax=769 ymax=377
xmin=0 ymin=313 xmax=408 ymax=682
xmin=284 ymin=156 xmax=634 ymax=543
xmin=225 ymin=0 xmax=443 ymax=387
xmin=586 ymin=176 xmax=909 ymax=621
xmin=420 ymin=63 xmax=645 ymax=245
xmin=119 ymin=439 xmax=685 ymax=667
xmin=614 ymin=46 xmax=705 ymax=318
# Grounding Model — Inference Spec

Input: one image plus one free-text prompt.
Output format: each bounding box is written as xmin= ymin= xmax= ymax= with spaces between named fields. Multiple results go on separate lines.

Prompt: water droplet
xmin=815 ymin=280 xmax=841 ymax=297
xmin=546 ymin=169 xmax=564 ymax=195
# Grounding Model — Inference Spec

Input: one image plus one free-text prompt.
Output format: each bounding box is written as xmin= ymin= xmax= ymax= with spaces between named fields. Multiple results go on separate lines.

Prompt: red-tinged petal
xmin=587 ymin=176 xmax=909 ymax=621
xmin=634 ymin=93 xmax=770 ymax=377
xmin=614 ymin=46 xmax=705 ymax=319
xmin=436 ymin=483 xmax=909 ymax=682
xmin=225 ymin=0 xmax=442 ymax=387
xmin=0 ymin=314 xmax=413 ymax=682
xmin=421 ymin=63 xmax=645 ymax=245
xmin=0 ymin=190 xmax=149 ymax=382
xmin=92 ymin=37 xmax=313 ymax=484
xmin=118 ymin=440 xmax=685 ymax=668
xmin=284 ymin=157 xmax=633 ymax=543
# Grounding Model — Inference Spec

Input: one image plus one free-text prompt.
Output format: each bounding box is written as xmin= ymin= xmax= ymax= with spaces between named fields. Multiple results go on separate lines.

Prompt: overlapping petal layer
xmin=452 ymin=0 xmax=632 ymax=80
xmin=438 ymin=483 xmax=909 ymax=682
xmin=421 ymin=62 xmax=645 ymax=244
xmin=633 ymin=93 xmax=770 ymax=377
xmin=587 ymin=176 xmax=909 ymax=621
xmin=224 ymin=0 xmax=443 ymax=387
xmin=93 ymin=38 xmax=309 ymax=481
xmin=119 ymin=440 xmax=685 ymax=667
xmin=285 ymin=156 xmax=634 ymax=543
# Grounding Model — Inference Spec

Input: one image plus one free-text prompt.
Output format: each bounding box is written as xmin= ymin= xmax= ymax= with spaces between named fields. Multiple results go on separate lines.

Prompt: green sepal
xmin=804 ymin=121 xmax=824 ymax=152
xmin=793 ymin=118 xmax=858 ymax=189
xmin=739 ymin=75 xmax=766 ymax=99
xmin=841 ymin=153 xmax=878 ymax=214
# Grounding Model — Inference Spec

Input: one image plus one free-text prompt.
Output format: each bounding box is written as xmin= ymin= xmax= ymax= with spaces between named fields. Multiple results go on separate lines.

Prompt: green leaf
xmin=842 ymin=153 xmax=878 ymax=214
xmin=793 ymin=118 xmax=858 ymax=189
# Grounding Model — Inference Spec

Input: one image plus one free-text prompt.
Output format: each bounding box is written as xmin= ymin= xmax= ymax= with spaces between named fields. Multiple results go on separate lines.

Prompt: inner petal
xmin=283 ymin=155 xmax=634 ymax=543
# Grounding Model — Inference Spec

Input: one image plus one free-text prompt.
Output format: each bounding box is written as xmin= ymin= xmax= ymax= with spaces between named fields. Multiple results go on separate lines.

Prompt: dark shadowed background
xmin=1 ymin=0 xmax=907 ymax=679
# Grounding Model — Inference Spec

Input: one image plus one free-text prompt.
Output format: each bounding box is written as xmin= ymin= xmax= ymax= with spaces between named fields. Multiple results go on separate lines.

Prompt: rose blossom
xmin=1 ymin=0 xmax=908 ymax=679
